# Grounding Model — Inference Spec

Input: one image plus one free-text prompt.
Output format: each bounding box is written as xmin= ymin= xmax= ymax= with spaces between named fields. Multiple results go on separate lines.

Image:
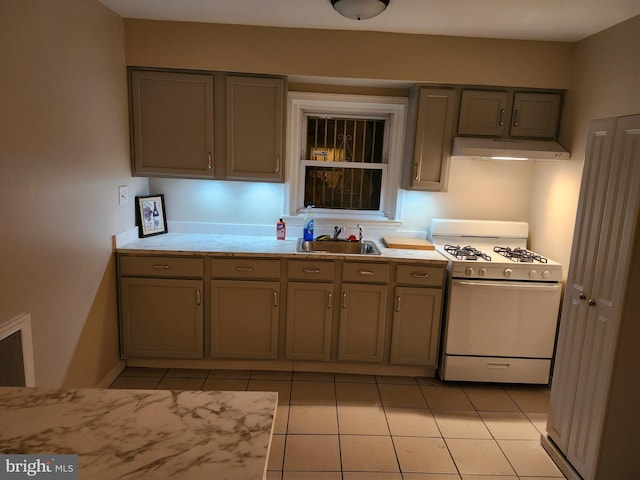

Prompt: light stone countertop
xmin=117 ymin=233 xmax=448 ymax=264
xmin=0 ymin=387 xmax=277 ymax=480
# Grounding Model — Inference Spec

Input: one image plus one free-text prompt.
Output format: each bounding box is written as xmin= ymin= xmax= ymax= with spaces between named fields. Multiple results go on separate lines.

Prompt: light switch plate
xmin=119 ymin=185 xmax=129 ymax=205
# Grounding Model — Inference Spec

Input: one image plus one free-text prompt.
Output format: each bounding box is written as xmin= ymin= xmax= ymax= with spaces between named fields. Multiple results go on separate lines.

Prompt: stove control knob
xmin=542 ymin=270 xmax=552 ymax=280
xmin=479 ymin=268 xmax=488 ymax=277
xmin=504 ymin=268 xmax=513 ymax=279
xmin=465 ymin=267 xmax=475 ymax=277
xmin=529 ymin=269 xmax=538 ymax=279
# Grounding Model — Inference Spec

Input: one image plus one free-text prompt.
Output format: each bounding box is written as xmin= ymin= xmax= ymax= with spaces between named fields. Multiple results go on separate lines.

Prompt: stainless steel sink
xmin=296 ymin=238 xmax=382 ymax=255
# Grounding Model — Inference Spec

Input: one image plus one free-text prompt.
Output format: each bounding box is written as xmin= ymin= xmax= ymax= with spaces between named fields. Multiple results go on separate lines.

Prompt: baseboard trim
xmin=540 ymin=433 xmax=583 ymax=480
xmin=98 ymin=360 xmax=126 ymax=388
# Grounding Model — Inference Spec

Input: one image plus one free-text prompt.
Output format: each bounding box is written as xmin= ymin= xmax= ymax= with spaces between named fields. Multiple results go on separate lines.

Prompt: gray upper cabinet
xmin=403 ymin=87 xmax=456 ymax=191
xmin=226 ymin=75 xmax=286 ymax=182
xmin=130 ymin=70 xmax=216 ymax=178
xmin=510 ymin=91 xmax=562 ymax=138
xmin=457 ymin=88 xmax=562 ymax=139
xmin=458 ymin=90 xmax=509 ymax=136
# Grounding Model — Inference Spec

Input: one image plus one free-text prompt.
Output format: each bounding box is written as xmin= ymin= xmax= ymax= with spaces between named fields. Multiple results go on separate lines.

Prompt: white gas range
xmin=430 ymin=219 xmax=563 ymax=384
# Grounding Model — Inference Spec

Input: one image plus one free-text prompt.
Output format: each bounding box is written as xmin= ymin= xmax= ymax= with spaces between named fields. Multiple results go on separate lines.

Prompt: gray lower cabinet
xmin=118 ymin=256 xmax=204 ymax=359
xmin=210 ymin=280 xmax=280 ymax=359
xmin=209 ymin=258 xmax=281 ymax=359
xmin=389 ymin=264 xmax=445 ymax=367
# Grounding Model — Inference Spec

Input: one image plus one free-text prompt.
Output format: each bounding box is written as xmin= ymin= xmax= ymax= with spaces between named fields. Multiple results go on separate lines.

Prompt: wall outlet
xmin=119 ymin=185 xmax=129 ymax=205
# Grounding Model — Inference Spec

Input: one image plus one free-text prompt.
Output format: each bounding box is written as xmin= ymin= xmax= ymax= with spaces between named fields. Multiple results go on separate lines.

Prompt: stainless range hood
xmin=452 ymin=137 xmax=570 ymax=160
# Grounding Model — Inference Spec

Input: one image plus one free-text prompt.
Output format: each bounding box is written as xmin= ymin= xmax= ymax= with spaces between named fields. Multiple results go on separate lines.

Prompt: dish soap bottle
xmin=276 ymin=218 xmax=286 ymax=240
xmin=303 ymin=205 xmax=314 ymax=241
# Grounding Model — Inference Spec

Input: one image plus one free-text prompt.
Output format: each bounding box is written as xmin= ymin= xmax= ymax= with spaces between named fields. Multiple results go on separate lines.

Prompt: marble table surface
xmin=0 ymin=387 xmax=277 ymax=480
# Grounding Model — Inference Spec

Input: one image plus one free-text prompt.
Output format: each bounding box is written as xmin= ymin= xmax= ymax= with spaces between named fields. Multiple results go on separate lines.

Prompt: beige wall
xmin=528 ymin=15 xmax=640 ymax=272
xmin=0 ymin=0 xmax=147 ymax=387
xmin=124 ymin=19 xmax=573 ymax=89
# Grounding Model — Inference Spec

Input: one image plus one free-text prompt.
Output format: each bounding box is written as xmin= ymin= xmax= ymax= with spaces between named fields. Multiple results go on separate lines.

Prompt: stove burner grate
xmin=493 ymin=246 xmax=548 ymax=263
xmin=444 ymin=245 xmax=491 ymax=261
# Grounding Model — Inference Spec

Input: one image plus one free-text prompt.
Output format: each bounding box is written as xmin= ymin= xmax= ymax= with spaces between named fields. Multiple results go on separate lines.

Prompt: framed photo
xmin=136 ymin=194 xmax=168 ymax=238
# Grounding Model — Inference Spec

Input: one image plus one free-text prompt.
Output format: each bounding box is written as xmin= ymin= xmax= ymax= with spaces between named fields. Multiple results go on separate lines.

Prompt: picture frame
xmin=135 ymin=194 xmax=168 ymax=238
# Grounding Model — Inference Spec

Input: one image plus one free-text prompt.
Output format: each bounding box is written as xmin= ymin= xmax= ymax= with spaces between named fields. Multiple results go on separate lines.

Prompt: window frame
xmin=286 ymin=91 xmax=407 ymax=221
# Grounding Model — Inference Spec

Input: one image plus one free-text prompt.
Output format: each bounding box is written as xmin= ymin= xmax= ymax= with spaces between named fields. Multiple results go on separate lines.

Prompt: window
xmin=287 ymin=92 xmax=407 ymax=220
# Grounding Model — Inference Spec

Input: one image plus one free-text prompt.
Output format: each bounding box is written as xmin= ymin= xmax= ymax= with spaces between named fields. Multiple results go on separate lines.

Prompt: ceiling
xmin=99 ymin=0 xmax=640 ymax=42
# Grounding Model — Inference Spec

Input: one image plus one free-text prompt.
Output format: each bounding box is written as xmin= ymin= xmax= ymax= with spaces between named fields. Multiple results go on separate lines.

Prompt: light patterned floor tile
xmin=109 ymin=376 xmax=160 ymax=389
xmin=376 ymin=375 xmax=418 ymax=384
xmin=479 ymin=411 xmax=541 ymax=439
xmin=251 ymin=370 xmax=293 ymax=381
xmin=119 ymin=367 xmax=166 ymax=377
xmin=445 ymin=438 xmax=515 ymax=476
xmin=202 ymin=378 xmax=248 ymax=391
xmin=288 ymin=404 xmax=338 ymax=434
xmin=338 ymin=405 xmax=389 ymax=435
xmin=393 ymin=436 xmax=457 ymax=474
xmin=247 ymin=380 xmax=292 ymax=404
xmin=335 ymin=373 xmax=377 ymax=383
xmin=505 ymin=386 xmax=551 ymax=413
xmin=385 ymin=407 xmax=440 ymax=437
xmin=420 ymin=385 xmax=474 ymax=410
xmin=433 ymin=411 xmax=492 ymax=439
xmin=461 ymin=476 xmax=517 ymax=480
xmin=343 ymin=472 xmax=403 ymax=480
xmin=497 ymin=439 xmax=564 ymax=477
xmin=340 ymin=435 xmax=399 ymax=472
xmin=208 ymin=369 xmax=252 ymax=379
xmin=266 ymin=470 xmax=282 ymax=480
xmin=462 ymin=386 xmax=519 ymax=412
xmin=156 ymin=377 xmax=205 ymax=390
xmin=284 ymin=435 xmax=341 ymax=471
xmin=283 ymin=472 xmax=342 ymax=480
xmin=336 ymin=382 xmax=381 ymax=406
xmin=378 ymin=383 xmax=428 ymax=408
xmin=268 ymin=434 xmax=285 ymax=471
xmin=403 ymin=474 xmax=462 ymax=480
xmin=293 ymin=371 xmax=335 ymax=382
xmin=290 ymin=381 xmax=336 ymax=405
xmin=165 ymin=368 xmax=209 ymax=378
xmin=273 ymin=404 xmax=289 ymax=434
xmin=524 ymin=412 xmax=549 ymax=434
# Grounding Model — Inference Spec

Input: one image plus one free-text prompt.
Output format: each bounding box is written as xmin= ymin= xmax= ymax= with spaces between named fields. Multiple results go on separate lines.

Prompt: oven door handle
xmin=454 ymin=280 xmax=560 ymax=291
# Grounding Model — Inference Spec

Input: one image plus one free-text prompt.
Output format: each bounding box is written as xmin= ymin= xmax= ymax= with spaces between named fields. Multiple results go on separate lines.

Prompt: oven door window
xmin=445 ymin=280 xmax=561 ymax=357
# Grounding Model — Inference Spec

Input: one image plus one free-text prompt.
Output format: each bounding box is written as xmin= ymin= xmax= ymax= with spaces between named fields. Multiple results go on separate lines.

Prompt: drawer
xmin=211 ymin=258 xmax=281 ymax=279
xmin=288 ymin=260 xmax=335 ymax=282
xmin=342 ymin=262 xmax=390 ymax=283
xmin=395 ymin=264 xmax=444 ymax=287
xmin=119 ymin=255 xmax=204 ymax=278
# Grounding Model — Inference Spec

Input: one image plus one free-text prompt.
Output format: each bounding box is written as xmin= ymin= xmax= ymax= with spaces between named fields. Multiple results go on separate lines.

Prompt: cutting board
xmin=381 ymin=237 xmax=435 ymax=250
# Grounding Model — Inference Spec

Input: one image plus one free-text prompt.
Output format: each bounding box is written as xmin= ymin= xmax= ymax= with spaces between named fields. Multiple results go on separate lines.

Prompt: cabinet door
xmin=120 ymin=278 xmax=203 ymax=359
xmin=510 ymin=92 xmax=561 ymax=138
xmin=405 ymin=87 xmax=456 ymax=191
xmin=390 ymin=287 xmax=442 ymax=367
xmin=546 ymin=118 xmax=616 ymax=453
xmin=226 ymin=76 xmax=285 ymax=182
xmin=130 ymin=70 xmax=215 ymax=178
xmin=338 ymin=284 xmax=387 ymax=363
xmin=210 ymin=280 xmax=279 ymax=359
xmin=457 ymin=90 xmax=509 ymax=136
xmin=285 ymin=282 xmax=333 ymax=361
xmin=566 ymin=115 xmax=640 ymax=479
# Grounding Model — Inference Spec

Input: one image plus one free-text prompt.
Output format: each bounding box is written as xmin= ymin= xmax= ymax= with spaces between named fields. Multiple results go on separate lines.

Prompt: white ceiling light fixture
xmin=331 ymin=0 xmax=390 ymax=20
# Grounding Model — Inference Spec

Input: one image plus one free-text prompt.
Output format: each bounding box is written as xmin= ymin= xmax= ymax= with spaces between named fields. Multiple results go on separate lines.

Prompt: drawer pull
xmin=342 ymin=292 xmax=348 ymax=308
xmin=235 ymin=266 xmax=254 ymax=272
xmin=152 ymin=264 xmax=171 ymax=270
xmin=487 ymin=362 xmax=511 ymax=369
xmin=411 ymin=272 xmax=430 ymax=278
xmin=499 ymin=108 xmax=505 ymax=127
xmin=273 ymin=290 xmax=278 ymax=307
xmin=196 ymin=289 xmax=201 ymax=306
xmin=395 ymin=295 xmax=401 ymax=312
xmin=327 ymin=292 xmax=333 ymax=309
xmin=358 ymin=270 xmax=376 ymax=276
xmin=303 ymin=268 xmax=321 ymax=274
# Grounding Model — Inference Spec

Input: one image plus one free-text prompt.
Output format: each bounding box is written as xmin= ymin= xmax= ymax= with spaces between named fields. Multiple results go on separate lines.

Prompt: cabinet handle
xmin=579 ymin=293 xmax=587 ymax=300
xmin=513 ymin=109 xmax=520 ymax=127
xmin=358 ymin=270 xmax=375 ymax=276
xmin=208 ymin=152 xmax=213 ymax=170
xmin=327 ymin=292 xmax=333 ymax=309
xmin=411 ymin=272 xmax=430 ymax=278
xmin=499 ymin=108 xmax=505 ymax=127
xmin=414 ymin=162 xmax=420 ymax=180
xmin=152 ymin=264 xmax=171 ymax=270
xmin=196 ymin=289 xmax=201 ymax=306
xmin=303 ymin=268 xmax=321 ymax=274
xmin=273 ymin=290 xmax=278 ymax=307
xmin=588 ymin=299 xmax=596 ymax=306
xmin=395 ymin=295 xmax=401 ymax=312
xmin=235 ymin=266 xmax=254 ymax=272
xmin=342 ymin=292 xmax=348 ymax=308
xmin=275 ymin=154 xmax=281 ymax=173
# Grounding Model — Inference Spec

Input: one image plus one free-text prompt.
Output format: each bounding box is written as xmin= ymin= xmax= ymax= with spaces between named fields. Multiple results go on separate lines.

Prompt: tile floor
xmin=110 ymin=368 xmax=566 ymax=480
